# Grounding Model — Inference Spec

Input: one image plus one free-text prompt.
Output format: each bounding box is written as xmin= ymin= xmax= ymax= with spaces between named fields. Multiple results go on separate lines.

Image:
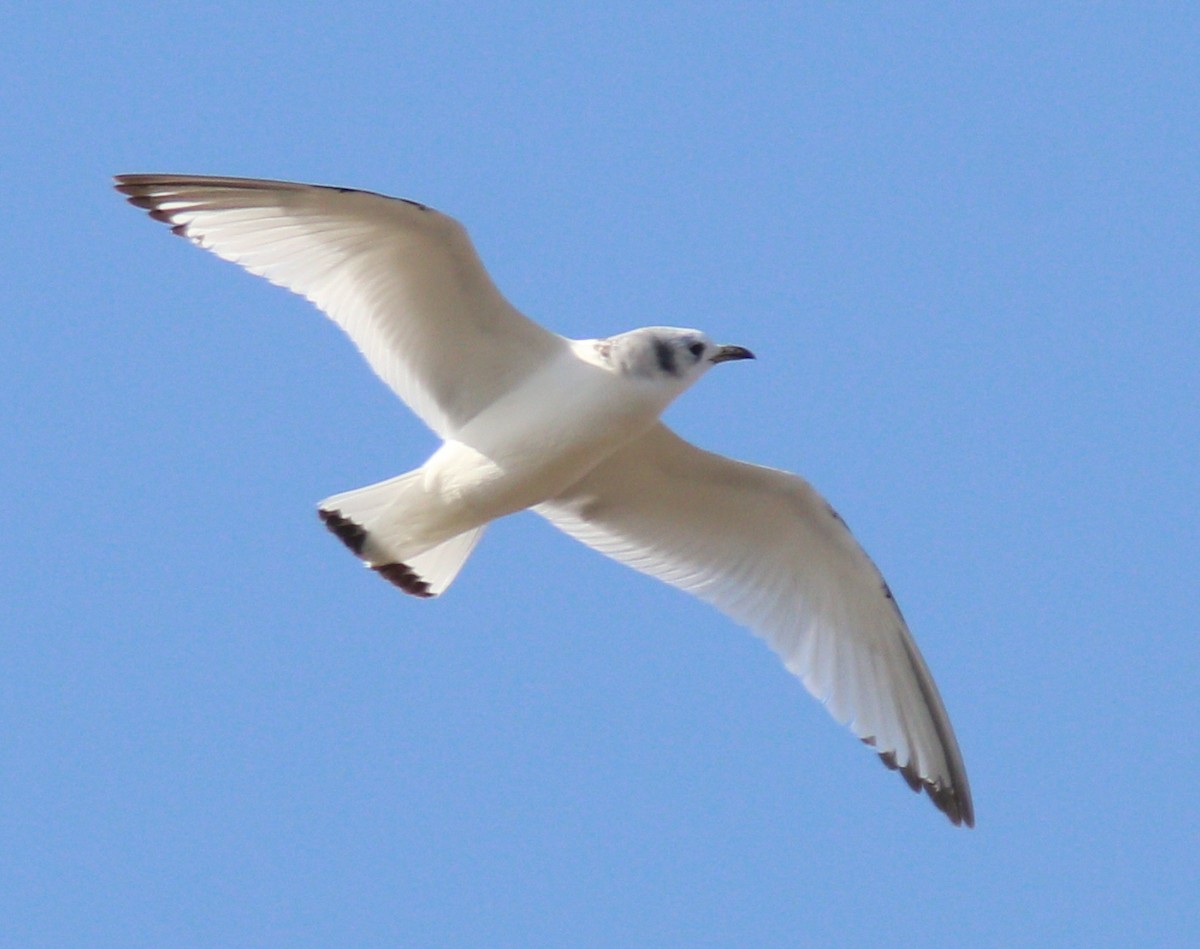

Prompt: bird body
xmin=423 ymin=335 xmax=683 ymax=516
xmin=328 ymin=330 xmax=743 ymax=591
xmin=116 ymin=174 xmax=974 ymax=826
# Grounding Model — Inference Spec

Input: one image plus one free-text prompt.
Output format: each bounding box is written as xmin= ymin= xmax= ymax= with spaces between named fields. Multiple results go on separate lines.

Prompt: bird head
xmin=599 ymin=327 xmax=755 ymax=389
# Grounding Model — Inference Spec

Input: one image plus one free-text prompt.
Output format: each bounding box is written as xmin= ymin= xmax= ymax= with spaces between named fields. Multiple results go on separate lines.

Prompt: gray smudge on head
xmin=653 ymin=338 xmax=678 ymax=376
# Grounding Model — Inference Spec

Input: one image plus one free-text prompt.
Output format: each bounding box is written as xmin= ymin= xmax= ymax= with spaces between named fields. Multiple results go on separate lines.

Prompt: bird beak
xmin=710 ymin=344 xmax=756 ymax=364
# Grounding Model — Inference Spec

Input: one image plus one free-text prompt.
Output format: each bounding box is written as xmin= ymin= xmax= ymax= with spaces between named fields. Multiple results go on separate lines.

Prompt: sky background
xmin=3 ymin=3 xmax=1198 ymax=946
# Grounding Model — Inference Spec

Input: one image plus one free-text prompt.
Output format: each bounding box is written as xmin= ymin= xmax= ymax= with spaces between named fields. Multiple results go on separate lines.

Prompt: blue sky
xmin=4 ymin=3 xmax=1198 ymax=946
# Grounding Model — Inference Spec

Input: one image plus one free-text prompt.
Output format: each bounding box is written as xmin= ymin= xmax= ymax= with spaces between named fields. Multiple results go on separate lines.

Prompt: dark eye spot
xmin=688 ymin=342 xmax=705 ymax=358
xmin=654 ymin=338 xmax=678 ymax=375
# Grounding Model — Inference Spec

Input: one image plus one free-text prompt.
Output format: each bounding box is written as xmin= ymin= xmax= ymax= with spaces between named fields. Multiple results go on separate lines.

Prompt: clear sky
xmin=4 ymin=3 xmax=1198 ymax=946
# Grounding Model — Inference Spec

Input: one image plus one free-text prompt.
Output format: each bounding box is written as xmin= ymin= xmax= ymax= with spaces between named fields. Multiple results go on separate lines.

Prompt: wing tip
xmin=867 ymin=739 xmax=975 ymax=828
xmin=113 ymin=173 xmax=437 ymax=237
xmin=113 ymin=175 xmax=189 ymax=235
xmin=113 ymin=172 xmax=432 ymax=209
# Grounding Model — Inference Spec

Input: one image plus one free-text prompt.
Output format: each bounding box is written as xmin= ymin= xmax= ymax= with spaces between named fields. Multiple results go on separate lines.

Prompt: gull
xmin=114 ymin=174 xmax=974 ymax=827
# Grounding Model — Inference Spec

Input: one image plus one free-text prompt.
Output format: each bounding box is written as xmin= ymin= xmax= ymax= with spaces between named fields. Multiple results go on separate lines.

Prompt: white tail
xmin=318 ymin=472 xmax=484 ymax=597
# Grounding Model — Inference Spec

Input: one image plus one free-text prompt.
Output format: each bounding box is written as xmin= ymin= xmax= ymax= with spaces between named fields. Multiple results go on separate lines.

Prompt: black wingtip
xmin=114 ymin=176 xmax=190 ymax=237
xmin=865 ymin=739 xmax=974 ymax=828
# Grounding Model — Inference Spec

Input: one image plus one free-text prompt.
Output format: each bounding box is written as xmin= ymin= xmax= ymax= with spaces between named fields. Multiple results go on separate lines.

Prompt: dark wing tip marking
xmin=114 ymin=179 xmax=191 ymax=237
xmin=114 ymin=173 xmax=434 ymax=213
xmin=373 ymin=562 xmax=434 ymax=598
xmin=863 ymin=737 xmax=974 ymax=828
xmin=333 ymin=185 xmax=431 ymax=212
xmin=318 ymin=508 xmax=367 ymax=556
xmin=317 ymin=509 xmax=434 ymax=599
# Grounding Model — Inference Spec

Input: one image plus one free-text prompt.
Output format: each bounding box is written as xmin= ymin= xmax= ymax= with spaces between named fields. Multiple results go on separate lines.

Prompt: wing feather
xmin=537 ymin=423 xmax=974 ymax=826
xmin=115 ymin=174 xmax=565 ymax=435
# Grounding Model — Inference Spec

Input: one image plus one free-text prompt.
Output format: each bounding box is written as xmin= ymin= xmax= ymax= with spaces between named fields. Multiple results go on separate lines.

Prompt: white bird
xmin=115 ymin=174 xmax=974 ymax=827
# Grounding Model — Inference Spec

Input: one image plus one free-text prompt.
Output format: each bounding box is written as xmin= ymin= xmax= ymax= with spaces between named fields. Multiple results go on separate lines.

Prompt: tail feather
xmin=372 ymin=561 xmax=436 ymax=598
xmin=317 ymin=472 xmax=484 ymax=597
xmin=405 ymin=527 xmax=484 ymax=595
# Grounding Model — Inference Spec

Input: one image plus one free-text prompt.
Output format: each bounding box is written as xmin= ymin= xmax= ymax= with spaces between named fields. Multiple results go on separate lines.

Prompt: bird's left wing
xmin=115 ymin=174 xmax=565 ymax=437
xmin=536 ymin=423 xmax=974 ymax=826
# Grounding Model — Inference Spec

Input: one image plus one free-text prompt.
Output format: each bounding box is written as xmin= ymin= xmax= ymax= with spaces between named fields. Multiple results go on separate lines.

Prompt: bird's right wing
xmin=536 ymin=423 xmax=973 ymax=826
xmin=115 ymin=174 xmax=566 ymax=436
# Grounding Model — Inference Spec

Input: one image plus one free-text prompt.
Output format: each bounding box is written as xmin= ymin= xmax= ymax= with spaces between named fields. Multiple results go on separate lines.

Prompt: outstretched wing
xmin=115 ymin=174 xmax=565 ymax=436
xmin=537 ymin=423 xmax=974 ymax=826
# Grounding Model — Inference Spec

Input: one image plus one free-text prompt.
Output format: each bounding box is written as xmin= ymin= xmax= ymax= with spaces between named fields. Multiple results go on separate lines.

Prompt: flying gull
xmin=115 ymin=174 xmax=974 ymax=826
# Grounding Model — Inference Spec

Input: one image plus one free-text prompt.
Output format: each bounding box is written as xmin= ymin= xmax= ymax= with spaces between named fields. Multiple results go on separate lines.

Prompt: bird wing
xmin=536 ymin=423 xmax=973 ymax=826
xmin=115 ymin=174 xmax=565 ymax=436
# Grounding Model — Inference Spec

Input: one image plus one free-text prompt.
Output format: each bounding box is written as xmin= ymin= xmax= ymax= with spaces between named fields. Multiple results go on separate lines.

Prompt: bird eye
xmin=688 ymin=342 xmax=705 ymax=358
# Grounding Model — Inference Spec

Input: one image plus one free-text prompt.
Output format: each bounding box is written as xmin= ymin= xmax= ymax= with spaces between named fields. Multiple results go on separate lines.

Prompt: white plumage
xmin=116 ymin=174 xmax=973 ymax=826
